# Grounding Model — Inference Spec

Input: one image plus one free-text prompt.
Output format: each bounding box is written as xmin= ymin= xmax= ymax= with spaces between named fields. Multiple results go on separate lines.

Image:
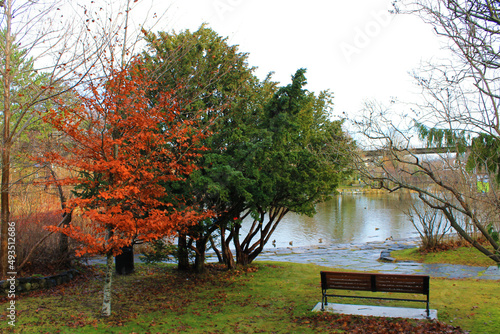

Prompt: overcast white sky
xmin=130 ymin=0 xmax=446 ymax=119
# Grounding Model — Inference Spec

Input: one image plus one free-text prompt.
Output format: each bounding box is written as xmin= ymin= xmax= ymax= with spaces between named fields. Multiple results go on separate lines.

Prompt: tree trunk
xmin=232 ymin=223 xmax=251 ymax=266
xmin=440 ymin=206 xmax=500 ymax=265
xmin=58 ymin=210 xmax=72 ymax=266
xmin=220 ymin=227 xmax=235 ymax=269
xmin=115 ymin=245 xmax=134 ymax=275
xmin=235 ymin=246 xmax=251 ymax=266
xmin=1 ymin=0 xmax=13 ymax=278
xmin=233 ymin=208 xmax=288 ymax=266
xmin=233 ymin=225 xmax=254 ymax=266
xmin=194 ymin=238 xmax=207 ymax=273
xmin=177 ymin=234 xmax=190 ymax=271
xmin=101 ymin=251 xmax=114 ymax=317
xmin=48 ymin=166 xmax=72 ymax=266
xmin=209 ymin=236 xmax=223 ymax=263
xmin=0 ymin=148 xmax=11 ymax=278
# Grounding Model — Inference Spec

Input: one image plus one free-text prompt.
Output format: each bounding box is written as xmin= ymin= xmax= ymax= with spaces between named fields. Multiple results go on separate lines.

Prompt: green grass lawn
xmin=0 ymin=261 xmax=498 ymax=333
xmin=391 ymin=244 xmax=498 ymax=267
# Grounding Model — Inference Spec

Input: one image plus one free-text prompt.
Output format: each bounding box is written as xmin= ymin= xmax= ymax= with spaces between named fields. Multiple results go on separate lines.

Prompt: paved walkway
xmin=214 ymin=238 xmax=500 ymax=280
xmin=89 ymin=238 xmax=500 ymax=279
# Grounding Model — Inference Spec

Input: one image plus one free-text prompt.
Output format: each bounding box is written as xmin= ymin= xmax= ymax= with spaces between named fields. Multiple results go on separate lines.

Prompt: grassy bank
xmin=1 ymin=262 xmax=499 ymax=333
xmin=391 ymin=244 xmax=498 ymax=267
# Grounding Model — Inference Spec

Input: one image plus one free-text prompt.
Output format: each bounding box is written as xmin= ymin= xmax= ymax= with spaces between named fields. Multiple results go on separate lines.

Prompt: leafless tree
xmin=353 ymin=0 xmax=500 ymax=264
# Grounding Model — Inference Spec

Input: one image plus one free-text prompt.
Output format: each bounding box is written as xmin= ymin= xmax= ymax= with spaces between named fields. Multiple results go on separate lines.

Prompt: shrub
xmin=404 ymin=202 xmax=452 ymax=251
xmin=139 ymin=239 xmax=178 ymax=265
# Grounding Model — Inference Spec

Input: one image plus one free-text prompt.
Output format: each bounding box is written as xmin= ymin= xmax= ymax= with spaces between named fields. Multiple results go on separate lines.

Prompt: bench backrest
xmin=320 ymin=271 xmax=429 ymax=295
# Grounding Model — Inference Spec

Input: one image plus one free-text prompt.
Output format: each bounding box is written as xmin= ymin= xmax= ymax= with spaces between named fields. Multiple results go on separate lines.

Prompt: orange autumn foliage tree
xmin=40 ymin=60 xmax=212 ymax=315
xmin=42 ymin=61 xmax=211 ymax=254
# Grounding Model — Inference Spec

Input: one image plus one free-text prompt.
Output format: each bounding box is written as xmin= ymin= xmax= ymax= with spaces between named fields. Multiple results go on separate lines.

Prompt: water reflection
xmin=262 ymin=193 xmax=420 ymax=249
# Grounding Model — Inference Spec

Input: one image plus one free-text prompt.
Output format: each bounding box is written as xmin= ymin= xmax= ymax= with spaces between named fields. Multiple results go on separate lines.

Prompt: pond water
xmin=257 ymin=192 xmax=420 ymax=249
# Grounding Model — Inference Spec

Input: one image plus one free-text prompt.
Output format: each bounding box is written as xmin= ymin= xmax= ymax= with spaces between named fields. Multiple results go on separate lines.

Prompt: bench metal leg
xmin=426 ymin=294 xmax=430 ymax=318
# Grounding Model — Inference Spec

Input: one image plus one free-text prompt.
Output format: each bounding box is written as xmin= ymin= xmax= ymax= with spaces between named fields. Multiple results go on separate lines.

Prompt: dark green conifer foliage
xmin=142 ymin=27 xmax=354 ymax=269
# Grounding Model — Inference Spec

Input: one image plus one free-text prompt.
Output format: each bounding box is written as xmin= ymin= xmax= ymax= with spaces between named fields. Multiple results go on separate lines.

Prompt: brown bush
xmin=13 ymin=211 xmax=76 ymax=276
xmin=421 ymin=234 xmax=491 ymax=254
xmin=404 ymin=202 xmax=452 ymax=251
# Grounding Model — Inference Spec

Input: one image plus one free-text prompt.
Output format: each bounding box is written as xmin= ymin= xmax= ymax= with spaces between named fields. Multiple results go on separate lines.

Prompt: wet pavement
xmin=89 ymin=238 xmax=500 ymax=280
xmin=213 ymin=238 xmax=500 ymax=280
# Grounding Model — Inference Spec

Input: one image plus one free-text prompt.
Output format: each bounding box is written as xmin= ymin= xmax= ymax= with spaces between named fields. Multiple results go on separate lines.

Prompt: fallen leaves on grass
xmin=297 ymin=313 xmax=467 ymax=333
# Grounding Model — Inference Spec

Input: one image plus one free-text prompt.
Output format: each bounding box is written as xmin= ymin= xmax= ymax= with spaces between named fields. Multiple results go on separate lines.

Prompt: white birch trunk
xmin=101 ymin=252 xmax=113 ymax=317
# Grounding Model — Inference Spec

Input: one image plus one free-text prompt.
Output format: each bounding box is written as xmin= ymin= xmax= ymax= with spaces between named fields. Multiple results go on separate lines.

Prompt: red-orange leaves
xmin=41 ymin=59 xmax=213 ymax=257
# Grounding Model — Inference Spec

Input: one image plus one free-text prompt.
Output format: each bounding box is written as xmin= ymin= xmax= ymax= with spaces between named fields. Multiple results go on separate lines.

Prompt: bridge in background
xmin=363 ymin=146 xmax=465 ymax=157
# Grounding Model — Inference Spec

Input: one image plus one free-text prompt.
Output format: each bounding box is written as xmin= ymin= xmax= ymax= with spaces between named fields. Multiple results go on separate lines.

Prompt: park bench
xmin=320 ymin=271 xmax=430 ymax=318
